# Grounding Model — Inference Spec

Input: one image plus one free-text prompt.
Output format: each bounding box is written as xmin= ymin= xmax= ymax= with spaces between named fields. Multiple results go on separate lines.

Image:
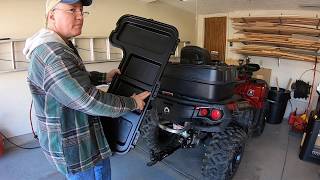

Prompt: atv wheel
xmin=140 ymin=108 xmax=160 ymax=150
xmin=252 ymin=107 xmax=266 ymax=137
xmin=202 ymin=126 xmax=247 ymax=180
xmin=236 ymin=108 xmax=254 ymax=136
xmin=140 ymin=108 xmax=180 ymax=161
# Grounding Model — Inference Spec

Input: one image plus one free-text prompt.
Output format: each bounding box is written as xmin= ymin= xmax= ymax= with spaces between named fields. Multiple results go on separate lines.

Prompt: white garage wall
xmin=196 ymin=10 xmax=320 ymax=117
xmin=0 ymin=62 xmax=119 ymax=137
xmin=0 ymin=0 xmax=196 ymax=138
xmin=0 ymin=0 xmax=195 ymax=43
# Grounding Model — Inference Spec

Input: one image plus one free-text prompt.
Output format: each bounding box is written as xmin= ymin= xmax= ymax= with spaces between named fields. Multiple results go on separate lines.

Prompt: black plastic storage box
xmin=160 ymin=63 xmax=238 ymax=102
xmin=101 ymin=15 xmax=179 ymax=154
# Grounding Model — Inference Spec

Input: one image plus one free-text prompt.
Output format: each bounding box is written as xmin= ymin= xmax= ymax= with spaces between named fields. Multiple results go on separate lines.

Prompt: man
xmin=23 ymin=0 xmax=150 ymax=179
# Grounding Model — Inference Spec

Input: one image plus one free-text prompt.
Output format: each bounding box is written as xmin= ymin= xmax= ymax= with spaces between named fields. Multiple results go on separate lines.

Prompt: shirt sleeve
xmin=43 ymin=54 xmax=137 ymax=118
xmin=89 ymin=71 xmax=107 ymax=86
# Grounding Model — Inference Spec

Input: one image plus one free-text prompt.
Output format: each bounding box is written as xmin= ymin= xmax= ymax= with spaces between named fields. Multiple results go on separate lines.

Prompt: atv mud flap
xmin=101 ymin=15 xmax=179 ymax=154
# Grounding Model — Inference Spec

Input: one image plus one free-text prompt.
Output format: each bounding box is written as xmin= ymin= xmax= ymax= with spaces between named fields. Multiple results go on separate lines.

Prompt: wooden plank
xmin=234 ymin=23 xmax=319 ymax=31
xmin=231 ymin=17 xmax=320 ymax=26
xmin=229 ymin=38 xmax=320 ymax=51
xmin=233 ymin=25 xmax=320 ymax=36
xmin=234 ymin=22 xmax=316 ymax=30
xmin=235 ymin=49 xmax=317 ymax=62
xmin=243 ymin=32 xmax=290 ymax=39
xmin=235 ymin=50 xmax=316 ymax=62
xmin=230 ymin=38 xmax=319 ymax=47
xmin=229 ymin=32 xmax=320 ymax=50
xmin=242 ymin=45 xmax=319 ymax=56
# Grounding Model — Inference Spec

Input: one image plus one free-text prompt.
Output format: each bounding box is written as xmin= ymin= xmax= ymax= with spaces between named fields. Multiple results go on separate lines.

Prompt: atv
xmin=140 ymin=46 xmax=268 ymax=180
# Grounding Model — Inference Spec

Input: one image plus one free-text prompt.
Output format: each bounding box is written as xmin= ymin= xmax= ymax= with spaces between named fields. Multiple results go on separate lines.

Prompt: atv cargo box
xmin=101 ymin=15 xmax=179 ymax=154
xmin=160 ymin=63 xmax=238 ymax=102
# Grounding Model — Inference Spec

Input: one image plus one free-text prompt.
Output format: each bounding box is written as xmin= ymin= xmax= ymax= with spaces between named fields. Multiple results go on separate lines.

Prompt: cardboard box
xmin=253 ymin=68 xmax=272 ymax=85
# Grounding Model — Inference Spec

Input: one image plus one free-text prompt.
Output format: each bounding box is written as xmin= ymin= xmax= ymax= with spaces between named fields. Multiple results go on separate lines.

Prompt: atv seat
xmin=180 ymin=46 xmax=226 ymax=66
xmin=238 ymin=63 xmax=260 ymax=77
xmin=180 ymin=46 xmax=211 ymax=65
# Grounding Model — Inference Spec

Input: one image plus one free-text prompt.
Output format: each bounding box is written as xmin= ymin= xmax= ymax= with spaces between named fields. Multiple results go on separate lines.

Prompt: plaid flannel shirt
xmin=27 ymin=41 xmax=136 ymax=175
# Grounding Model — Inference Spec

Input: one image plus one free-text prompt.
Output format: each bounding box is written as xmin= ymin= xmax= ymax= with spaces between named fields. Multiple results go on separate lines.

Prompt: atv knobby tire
xmin=236 ymin=108 xmax=254 ymax=136
xmin=140 ymin=108 xmax=160 ymax=151
xmin=202 ymin=126 xmax=247 ymax=180
xmin=252 ymin=107 xmax=266 ymax=137
xmin=140 ymin=108 xmax=180 ymax=156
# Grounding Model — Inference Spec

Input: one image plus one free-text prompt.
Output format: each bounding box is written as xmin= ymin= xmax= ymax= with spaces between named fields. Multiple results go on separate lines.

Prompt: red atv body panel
xmin=235 ymin=79 xmax=268 ymax=109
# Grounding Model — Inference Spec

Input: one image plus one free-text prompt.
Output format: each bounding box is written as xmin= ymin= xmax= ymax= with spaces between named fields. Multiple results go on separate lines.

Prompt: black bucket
xmin=266 ymin=87 xmax=291 ymax=124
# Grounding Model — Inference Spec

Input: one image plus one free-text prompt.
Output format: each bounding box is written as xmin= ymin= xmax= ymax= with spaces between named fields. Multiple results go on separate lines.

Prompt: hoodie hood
xmin=23 ymin=28 xmax=67 ymax=60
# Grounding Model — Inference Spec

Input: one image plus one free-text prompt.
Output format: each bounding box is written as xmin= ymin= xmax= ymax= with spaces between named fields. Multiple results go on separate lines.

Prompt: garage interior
xmin=0 ymin=0 xmax=320 ymax=180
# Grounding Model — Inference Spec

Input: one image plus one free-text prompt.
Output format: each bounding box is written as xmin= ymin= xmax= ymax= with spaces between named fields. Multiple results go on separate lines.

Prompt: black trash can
xmin=266 ymin=87 xmax=291 ymax=124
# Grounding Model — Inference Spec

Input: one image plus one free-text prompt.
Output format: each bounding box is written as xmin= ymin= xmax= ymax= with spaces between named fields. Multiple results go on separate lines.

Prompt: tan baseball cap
xmin=45 ymin=0 xmax=92 ymax=15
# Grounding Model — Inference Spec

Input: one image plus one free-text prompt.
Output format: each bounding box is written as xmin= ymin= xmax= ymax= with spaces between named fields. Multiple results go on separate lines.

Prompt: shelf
xmin=229 ymin=16 xmax=320 ymax=63
xmin=0 ymin=37 xmax=189 ymax=73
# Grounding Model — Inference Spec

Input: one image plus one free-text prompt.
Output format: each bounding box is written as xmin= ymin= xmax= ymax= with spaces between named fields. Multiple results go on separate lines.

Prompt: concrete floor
xmin=0 ymin=121 xmax=319 ymax=180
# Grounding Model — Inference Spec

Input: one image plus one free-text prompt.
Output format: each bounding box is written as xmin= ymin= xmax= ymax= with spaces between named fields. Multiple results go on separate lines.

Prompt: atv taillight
xmin=198 ymin=108 xmax=209 ymax=117
xmin=210 ymin=109 xmax=222 ymax=121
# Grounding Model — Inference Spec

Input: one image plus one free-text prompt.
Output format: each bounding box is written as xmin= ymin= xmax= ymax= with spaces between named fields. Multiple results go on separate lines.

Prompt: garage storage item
xmin=160 ymin=63 xmax=238 ymax=102
xmin=299 ymin=111 xmax=320 ymax=164
xmin=288 ymin=110 xmax=308 ymax=133
xmin=101 ymin=15 xmax=179 ymax=154
xmin=291 ymin=80 xmax=311 ymax=99
xmin=301 ymin=93 xmax=320 ymax=163
xmin=266 ymin=87 xmax=291 ymax=124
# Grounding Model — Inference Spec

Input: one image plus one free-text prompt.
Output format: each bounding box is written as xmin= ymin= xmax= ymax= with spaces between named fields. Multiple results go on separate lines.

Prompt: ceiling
xmin=158 ymin=0 xmax=320 ymax=15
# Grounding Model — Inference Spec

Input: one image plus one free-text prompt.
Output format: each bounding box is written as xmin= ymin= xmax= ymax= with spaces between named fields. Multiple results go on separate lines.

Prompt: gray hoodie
xmin=23 ymin=28 xmax=67 ymax=60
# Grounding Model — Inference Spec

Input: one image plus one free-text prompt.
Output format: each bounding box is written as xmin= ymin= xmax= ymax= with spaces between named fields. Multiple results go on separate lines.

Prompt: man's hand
xmin=131 ymin=91 xmax=151 ymax=111
xmin=106 ymin=69 xmax=121 ymax=82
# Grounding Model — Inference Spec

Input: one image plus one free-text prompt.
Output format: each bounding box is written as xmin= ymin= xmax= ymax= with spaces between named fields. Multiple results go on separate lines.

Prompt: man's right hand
xmin=131 ymin=91 xmax=151 ymax=111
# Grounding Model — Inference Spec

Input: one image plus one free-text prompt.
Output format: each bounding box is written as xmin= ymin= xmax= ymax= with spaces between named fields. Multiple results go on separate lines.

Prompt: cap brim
xmin=61 ymin=0 xmax=92 ymax=6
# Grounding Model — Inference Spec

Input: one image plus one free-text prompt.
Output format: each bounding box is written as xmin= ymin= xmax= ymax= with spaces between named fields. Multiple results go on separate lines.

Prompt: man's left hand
xmin=106 ymin=69 xmax=121 ymax=82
